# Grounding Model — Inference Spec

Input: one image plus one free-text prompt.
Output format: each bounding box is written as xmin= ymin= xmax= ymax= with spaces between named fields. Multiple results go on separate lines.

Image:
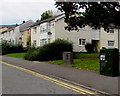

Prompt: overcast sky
xmin=0 ymin=0 xmax=58 ymax=25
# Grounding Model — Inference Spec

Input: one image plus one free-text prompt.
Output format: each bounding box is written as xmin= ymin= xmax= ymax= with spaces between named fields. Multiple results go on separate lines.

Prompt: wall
xmin=31 ymin=25 xmax=40 ymax=47
xmin=54 ymin=18 xmax=92 ymax=52
xmin=21 ymin=29 xmax=30 ymax=47
xmin=100 ymin=28 xmax=118 ymax=49
xmin=47 ymin=21 xmax=56 ymax=43
xmin=14 ymin=26 xmax=20 ymax=44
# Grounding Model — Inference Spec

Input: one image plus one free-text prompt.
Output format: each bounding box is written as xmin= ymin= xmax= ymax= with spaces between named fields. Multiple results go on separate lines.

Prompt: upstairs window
xmin=33 ymin=27 xmax=37 ymax=33
xmin=40 ymin=24 xmax=46 ymax=33
xmin=92 ymin=26 xmax=97 ymax=30
xmin=106 ymin=28 xmax=114 ymax=33
xmin=9 ymin=31 xmax=11 ymax=36
xmin=51 ymin=23 xmax=54 ymax=28
xmin=22 ymin=32 xmax=24 ymax=36
xmin=48 ymin=22 xmax=51 ymax=26
xmin=79 ymin=25 xmax=85 ymax=30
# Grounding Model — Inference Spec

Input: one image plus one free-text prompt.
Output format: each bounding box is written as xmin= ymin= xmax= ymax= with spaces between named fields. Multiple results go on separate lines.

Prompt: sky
xmin=0 ymin=0 xmax=58 ymax=25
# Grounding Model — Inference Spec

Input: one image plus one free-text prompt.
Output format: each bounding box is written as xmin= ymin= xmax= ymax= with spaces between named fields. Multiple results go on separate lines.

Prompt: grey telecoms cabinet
xmin=63 ymin=52 xmax=73 ymax=64
xmin=100 ymin=48 xmax=119 ymax=77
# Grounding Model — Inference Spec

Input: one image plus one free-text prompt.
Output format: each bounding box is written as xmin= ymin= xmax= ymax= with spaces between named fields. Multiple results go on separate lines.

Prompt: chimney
xmin=23 ymin=21 xmax=25 ymax=23
xmin=16 ymin=23 xmax=18 ymax=26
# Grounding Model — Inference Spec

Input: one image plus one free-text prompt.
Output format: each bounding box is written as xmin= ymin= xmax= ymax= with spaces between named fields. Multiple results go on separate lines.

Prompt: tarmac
xmin=2 ymin=56 xmax=120 ymax=95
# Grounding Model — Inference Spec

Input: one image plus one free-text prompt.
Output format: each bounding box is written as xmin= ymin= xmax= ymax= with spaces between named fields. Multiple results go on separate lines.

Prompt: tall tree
xmin=40 ymin=10 xmax=53 ymax=21
xmin=56 ymin=2 xmax=120 ymax=31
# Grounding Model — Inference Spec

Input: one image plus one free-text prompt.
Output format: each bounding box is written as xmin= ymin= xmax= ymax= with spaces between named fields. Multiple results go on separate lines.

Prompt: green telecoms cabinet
xmin=100 ymin=48 xmax=119 ymax=77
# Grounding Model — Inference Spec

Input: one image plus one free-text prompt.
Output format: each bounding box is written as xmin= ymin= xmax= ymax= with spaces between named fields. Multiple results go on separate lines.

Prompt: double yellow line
xmin=0 ymin=61 xmax=96 ymax=95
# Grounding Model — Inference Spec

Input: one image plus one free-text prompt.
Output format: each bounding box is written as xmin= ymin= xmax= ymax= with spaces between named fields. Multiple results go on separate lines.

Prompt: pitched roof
xmin=19 ymin=20 xmax=34 ymax=32
xmin=0 ymin=25 xmax=17 ymax=28
xmin=31 ymin=14 xmax=64 ymax=27
xmin=0 ymin=25 xmax=18 ymax=33
xmin=20 ymin=24 xmax=34 ymax=32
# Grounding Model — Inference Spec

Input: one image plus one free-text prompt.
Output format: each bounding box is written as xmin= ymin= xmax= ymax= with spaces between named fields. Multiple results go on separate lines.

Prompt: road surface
xmin=2 ymin=62 xmax=97 ymax=95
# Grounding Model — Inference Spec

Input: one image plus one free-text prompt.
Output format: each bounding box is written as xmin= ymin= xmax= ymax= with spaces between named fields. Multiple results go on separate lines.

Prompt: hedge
xmin=1 ymin=40 xmax=24 ymax=55
xmin=24 ymin=39 xmax=73 ymax=61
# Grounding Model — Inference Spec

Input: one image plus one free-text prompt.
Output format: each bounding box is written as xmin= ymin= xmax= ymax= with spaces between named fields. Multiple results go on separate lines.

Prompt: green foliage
xmin=5 ymin=53 xmax=26 ymax=58
xmin=24 ymin=47 xmax=39 ymax=61
xmin=24 ymin=39 xmax=73 ymax=61
xmin=1 ymin=40 xmax=24 ymax=55
xmin=1 ymin=40 xmax=10 ymax=55
xmin=73 ymin=52 xmax=99 ymax=59
xmin=85 ymin=43 xmax=95 ymax=53
xmin=40 ymin=11 xmax=53 ymax=21
xmin=56 ymin=2 xmax=120 ymax=31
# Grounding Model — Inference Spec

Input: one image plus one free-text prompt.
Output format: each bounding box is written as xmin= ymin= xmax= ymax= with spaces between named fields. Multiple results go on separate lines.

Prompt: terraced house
xmin=0 ymin=20 xmax=34 ymax=45
xmin=0 ymin=14 xmax=119 ymax=52
xmin=20 ymin=21 xmax=34 ymax=47
xmin=0 ymin=24 xmax=18 ymax=42
xmin=30 ymin=14 xmax=119 ymax=52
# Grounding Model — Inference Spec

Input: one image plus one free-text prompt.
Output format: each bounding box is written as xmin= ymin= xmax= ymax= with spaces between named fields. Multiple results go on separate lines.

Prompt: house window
xmin=48 ymin=22 xmax=51 ymax=26
xmin=48 ymin=39 xmax=51 ymax=43
xmin=28 ymin=31 xmax=30 ymax=34
xmin=51 ymin=23 xmax=54 ymax=28
xmin=13 ymin=29 xmax=14 ymax=33
xmin=40 ymin=24 xmax=46 ymax=33
xmin=9 ymin=39 xmax=11 ymax=43
xmin=33 ymin=27 xmax=37 ymax=33
xmin=106 ymin=28 xmax=114 ymax=33
xmin=9 ymin=31 xmax=11 ymax=36
xmin=22 ymin=32 xmax=24 ymax=36
xmin=80 ymin=27 xmax=85 ymax=30
xmin=40 ymin=39 xmax=47 ymax=46
xmin=12 ymin=40 xmax=14 ymax=44
xmin=92 ymin=26 xmax=97 ymax=30
xmin=40 ymin=27 xmax=46 ymax=33
xmin=108 ymin=41 xmax=114 ymax=46
xmin=79 ymin=39 xmax=86 ymax=45
xmin=80 ymin=26 xmax=85 ymax=30
xmin=33 ymin=40 xmax=36 ymax=46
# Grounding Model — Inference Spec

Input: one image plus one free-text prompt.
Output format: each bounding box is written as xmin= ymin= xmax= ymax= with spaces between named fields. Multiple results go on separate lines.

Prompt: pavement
xmin=1 ymin=56 xmax=120 ymax=95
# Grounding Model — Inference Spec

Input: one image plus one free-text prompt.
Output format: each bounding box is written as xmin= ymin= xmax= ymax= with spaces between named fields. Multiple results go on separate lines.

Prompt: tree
xmin=40 ymin=10 xmax=53 ymax=21
xmin=55 ymin=2 xmax=120 ymax=31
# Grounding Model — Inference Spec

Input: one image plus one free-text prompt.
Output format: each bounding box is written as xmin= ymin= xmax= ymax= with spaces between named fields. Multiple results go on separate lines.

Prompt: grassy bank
xmin=49 ymin=53 xmax=120 ymax=72
xmin=4 ymin=53 xmax=26 ymax=58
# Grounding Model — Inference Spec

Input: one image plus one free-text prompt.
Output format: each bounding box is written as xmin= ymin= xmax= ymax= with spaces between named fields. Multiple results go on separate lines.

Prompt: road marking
xmin=1 ymin=61 xmax=96 ymax=95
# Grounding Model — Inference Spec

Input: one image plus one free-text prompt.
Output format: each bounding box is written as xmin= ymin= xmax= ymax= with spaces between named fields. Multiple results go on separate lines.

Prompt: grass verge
xmin=4 ymin=53 xmax=26 ymax=58
xmin=49 ymin=53 xmax=120 ymax=72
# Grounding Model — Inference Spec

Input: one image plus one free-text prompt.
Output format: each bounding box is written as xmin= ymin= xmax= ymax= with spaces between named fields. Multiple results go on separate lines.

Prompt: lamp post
xmin=118 ymin=27 xmax=120 ymax=52
xmin=118 ymin=3 xmax=120 ymax=52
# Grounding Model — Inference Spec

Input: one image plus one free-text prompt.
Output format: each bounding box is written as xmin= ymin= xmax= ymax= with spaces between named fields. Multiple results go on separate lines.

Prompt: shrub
xmin=85 ymin=43 xmax=95 ymax=53
xmin=24 ymin=39 xmax=73 ymax=61
xmin=1 ymin=40 xmax=11 ymax=55
xmin=24 ymin=47 xmax=38 ymax=60
xmin=1 ymin=40 xmax=24 ymax=55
